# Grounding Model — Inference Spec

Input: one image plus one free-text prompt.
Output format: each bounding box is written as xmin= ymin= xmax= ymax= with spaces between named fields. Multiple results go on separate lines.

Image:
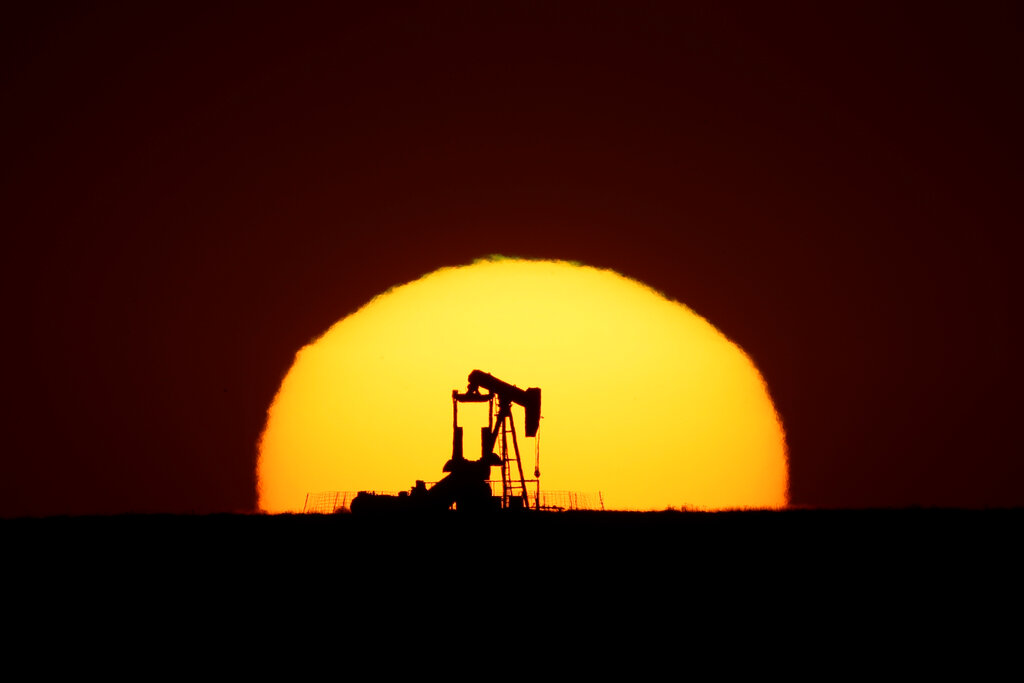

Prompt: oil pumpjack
xmin=350 ymin=370 xmax=541 ymax=513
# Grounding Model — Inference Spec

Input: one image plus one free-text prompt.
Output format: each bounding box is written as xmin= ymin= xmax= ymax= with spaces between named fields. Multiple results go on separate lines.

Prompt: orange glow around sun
xmin=257 ymin=257 xmax=788 ymax=512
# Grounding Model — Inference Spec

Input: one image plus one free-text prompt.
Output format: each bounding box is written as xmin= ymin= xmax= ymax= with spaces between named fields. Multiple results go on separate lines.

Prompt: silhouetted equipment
xmin=350 ymin=370 xmax=542 ymax=513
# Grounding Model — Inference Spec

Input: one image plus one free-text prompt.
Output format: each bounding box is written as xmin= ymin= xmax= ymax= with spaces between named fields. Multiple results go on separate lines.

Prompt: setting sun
xmin=258 ymin=257 xmax=787 ymax=512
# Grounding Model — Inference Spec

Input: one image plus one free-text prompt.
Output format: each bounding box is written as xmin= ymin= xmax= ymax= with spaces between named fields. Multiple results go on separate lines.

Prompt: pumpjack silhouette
xmin=351 ymin=370 xmax=541 ymax=513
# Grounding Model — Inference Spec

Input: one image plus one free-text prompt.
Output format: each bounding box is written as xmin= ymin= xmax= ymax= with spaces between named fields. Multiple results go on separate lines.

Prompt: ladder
xmin=497 ymin=404 xmax=531 ymax=509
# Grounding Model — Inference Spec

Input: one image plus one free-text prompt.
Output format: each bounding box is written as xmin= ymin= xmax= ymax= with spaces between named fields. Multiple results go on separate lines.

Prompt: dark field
xmin=7 ymin=508 xmax=1019 ymax=578
xmin=6 ymin=509 xmax=1020 ymax=651
xmin=5 ymin=509 xmax=1013 ymax=672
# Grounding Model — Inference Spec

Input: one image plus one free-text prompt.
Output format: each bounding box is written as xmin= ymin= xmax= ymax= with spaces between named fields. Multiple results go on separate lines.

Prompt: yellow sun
xmin=257 ymin=257 xmax=787 ymax=512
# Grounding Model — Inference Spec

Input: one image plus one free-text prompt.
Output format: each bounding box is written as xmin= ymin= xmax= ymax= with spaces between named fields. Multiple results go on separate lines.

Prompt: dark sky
xmin=2 ymin=2 xmax=1020 ymax=516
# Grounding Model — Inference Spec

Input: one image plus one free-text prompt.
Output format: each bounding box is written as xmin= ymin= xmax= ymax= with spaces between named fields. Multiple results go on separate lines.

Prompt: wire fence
xmin=303 ymin=484 xmax=604 ymax=513
xmin=303 ymin=491 xmax=356 ymax=514
xmin=534 ymin=490 xmax=605 ymax=512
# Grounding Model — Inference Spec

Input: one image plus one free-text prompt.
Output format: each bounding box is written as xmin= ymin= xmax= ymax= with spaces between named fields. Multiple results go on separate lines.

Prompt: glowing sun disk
xmin=258 ymin=258 xmax=788 ymax=512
